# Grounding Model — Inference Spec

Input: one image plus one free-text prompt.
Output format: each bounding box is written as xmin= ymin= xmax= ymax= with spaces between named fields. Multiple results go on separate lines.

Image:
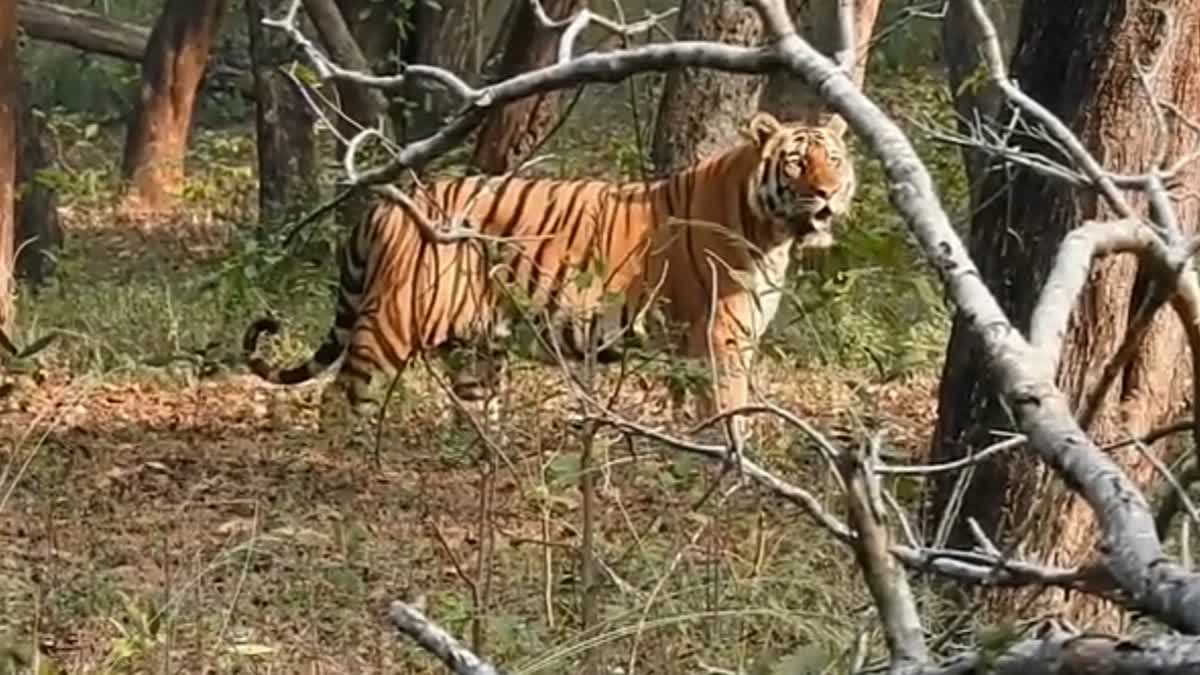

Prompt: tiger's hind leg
xmin=318 ymin=351 xmax=415 ymax=456
xmin=316 ymin=364 xmax=376 ymax=452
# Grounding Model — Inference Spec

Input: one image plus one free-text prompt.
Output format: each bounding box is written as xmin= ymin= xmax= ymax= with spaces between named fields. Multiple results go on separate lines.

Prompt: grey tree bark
xmin=14 ymin=79 xmax=59 ymax=286
xmin=757 ymin=0 xmax=882 ymax=123
xmin=650 ymin=0 xmax=765 ymax=175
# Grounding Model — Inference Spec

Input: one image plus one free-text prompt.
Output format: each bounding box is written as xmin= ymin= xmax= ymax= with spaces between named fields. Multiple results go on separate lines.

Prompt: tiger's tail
xmin=243 ymin=317 xmax=346 ymax=385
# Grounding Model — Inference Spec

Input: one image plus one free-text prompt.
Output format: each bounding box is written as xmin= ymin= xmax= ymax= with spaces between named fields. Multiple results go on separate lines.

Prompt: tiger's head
xmin=746 ymin=111 xmax=855 ymax=248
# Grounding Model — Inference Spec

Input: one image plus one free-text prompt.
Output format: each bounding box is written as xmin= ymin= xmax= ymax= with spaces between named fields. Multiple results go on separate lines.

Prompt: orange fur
xmin=244 ymin=112 xmax=856 ymax=422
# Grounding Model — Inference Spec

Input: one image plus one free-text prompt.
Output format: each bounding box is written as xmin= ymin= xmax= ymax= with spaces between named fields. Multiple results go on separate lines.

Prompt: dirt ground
xmin=1 ymin=213 xmax=941 ymax=674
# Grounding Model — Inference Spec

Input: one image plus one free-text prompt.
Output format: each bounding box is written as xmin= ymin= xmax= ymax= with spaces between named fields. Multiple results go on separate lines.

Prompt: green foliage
xmin=766 ymin=65 xmax=965 ymax=379
xmin=181 ymin=131 xmax=258 ymax=213
xmin=23 ymin=45 xmax=138 ymax=115
xmin=100 ymin=592 xmax=165 ymax=673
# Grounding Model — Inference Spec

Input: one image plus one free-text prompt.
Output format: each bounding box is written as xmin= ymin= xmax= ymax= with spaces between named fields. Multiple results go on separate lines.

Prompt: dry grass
xmin=0 ymin=75 xmax=960 ymax=670
xmin=0 ymin=211 xmax=944 ymax=674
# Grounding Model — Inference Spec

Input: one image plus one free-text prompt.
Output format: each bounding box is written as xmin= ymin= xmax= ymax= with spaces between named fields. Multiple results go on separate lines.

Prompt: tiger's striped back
xmin=243 ymin=110 xmax=856 ymax=422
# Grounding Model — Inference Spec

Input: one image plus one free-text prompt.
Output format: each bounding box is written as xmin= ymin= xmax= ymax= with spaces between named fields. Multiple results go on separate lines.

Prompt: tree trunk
xmin=15 ymin=79 xmax=60 ymax=286
xmin=246 ymin=0 xmax=317 ymax=227
xmin=302 ymin=0 xmax=390 ymax=140
xmin=0 ymin=0 xmax=15 ymax=327
xmin=469 ymin=0 xmax=587 ymax=175
xmin=121 ymin=0 xmax=228 ymax=213
xmin=941 ymin=0 xmax=1020 ymax=196
xmin=403 ymin=0 xmax=503 ymax=140
xmin=302 ymin=0 xmax=402 ymax=227
xmin=650 ymin=0 xmax=764 ymax=175
xmin=758 ymin=0 xmax=883 ymax=123
xmin=930 ymin=0 xmax=1200 ymax=629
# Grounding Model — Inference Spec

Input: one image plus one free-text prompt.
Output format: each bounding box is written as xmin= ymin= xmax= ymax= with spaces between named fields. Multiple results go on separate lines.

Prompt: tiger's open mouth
xmin=790 ymin=206 xmax=834 ymax=235
xmin=791 ymin=206 xmax=836 ymax=249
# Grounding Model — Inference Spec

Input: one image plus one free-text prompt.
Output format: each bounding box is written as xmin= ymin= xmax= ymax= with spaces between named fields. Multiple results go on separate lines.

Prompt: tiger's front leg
xmin=443 ymin=335 xmax=510 ymax=442
xmin=680 ymin=308 xmax=755 ymax=448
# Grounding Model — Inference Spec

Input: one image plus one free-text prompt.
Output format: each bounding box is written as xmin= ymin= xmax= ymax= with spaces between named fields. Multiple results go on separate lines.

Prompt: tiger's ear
xmin=747 ymin=111 xmax=783 ymax=146
xmin=825 ymin=114 xmax=848 ymax=139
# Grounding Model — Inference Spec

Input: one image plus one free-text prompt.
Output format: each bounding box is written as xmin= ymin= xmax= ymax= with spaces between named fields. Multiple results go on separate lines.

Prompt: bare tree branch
xmin=911 ymin=630 xmax=1200 ymax=675
xmin=958 ymin=0 xmax=1134 ymax=218
xmin=1028 ymin=218 xmax=1168 ymax=380
xmin=839 ymin=438 xmax=929 ymax=670
xmin=525 ymin=0 xmax=678 ymax=63
xmin=388 ymin=601 xmax=505 ymax=675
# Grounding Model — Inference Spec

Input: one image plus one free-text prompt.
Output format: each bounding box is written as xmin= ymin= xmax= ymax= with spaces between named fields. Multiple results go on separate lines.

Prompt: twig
xmin=1131 ymin=436 xmax=1200 ymax=534
xmin=960 ymin=0 xmax=1134 ymax=218
xmin=876 ymin=434 xmax=1023 ymax=475
xmin=525 ymin=0 xmax=678 ymax=63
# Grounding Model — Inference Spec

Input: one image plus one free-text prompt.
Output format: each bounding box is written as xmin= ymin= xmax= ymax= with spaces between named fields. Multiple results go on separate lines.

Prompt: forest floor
xmin=0 ymin=205 xmax=944 ymax=674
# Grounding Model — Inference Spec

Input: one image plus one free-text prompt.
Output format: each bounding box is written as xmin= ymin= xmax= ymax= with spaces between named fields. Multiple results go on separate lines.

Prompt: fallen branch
xmin=388 ymin=602 xmax=505 ymax=675
xmin=912 ymin=630 xmax=1200 ymax=675
xmin=18 ymin=0 xmax=148 ymax=61
xmin=838 ymin=439 xmax=928 ymax=670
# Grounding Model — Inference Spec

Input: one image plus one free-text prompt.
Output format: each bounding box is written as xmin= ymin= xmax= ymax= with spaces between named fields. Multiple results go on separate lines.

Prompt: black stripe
xmin=738 ymin=180 xmax=759 ymax=253
xmin=500 ymin=179 xmax=545 ymax=238
xmin=679 ymin=171 xmax=709 ymax=302
xmin=418 ymin=243 xmax=444 ymax=346
xmin=526 ymin=182 xmax=588 ymax=301
xmin=445 ymin=176 xmax=472 ymax=210
xmin=477 ymin=175 xmax=520 ymax=230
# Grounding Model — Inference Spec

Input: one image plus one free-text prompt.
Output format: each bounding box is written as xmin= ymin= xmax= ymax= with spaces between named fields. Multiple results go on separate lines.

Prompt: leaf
xmin=228 ymin=643 xmax=277 ymax=657
xmin=83 ymin=123 xmax=99 ymax=139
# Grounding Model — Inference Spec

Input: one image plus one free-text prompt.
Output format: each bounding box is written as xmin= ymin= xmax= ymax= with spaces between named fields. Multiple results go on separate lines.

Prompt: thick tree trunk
xmin=0 ymin=0 xmax=16 ymax=328
xmin=650 ymin=0 xmax=764 ymax=175
xmin=931 ymin=0 xmax=1200 ymax=628
xmin=470 ymin=0 xmax=587 ymax=175
xmin=246 ymin=0 xmax=317 ymax=226
xmin=758 ymin=0 xmax=882 ymax=123
xmin=15 ymin=80 xmax=60 ymax=285
xmin=121 ymin=0 xmax=228 ymax=212
xmin=302 ymin=0 xmax=403 ymax=227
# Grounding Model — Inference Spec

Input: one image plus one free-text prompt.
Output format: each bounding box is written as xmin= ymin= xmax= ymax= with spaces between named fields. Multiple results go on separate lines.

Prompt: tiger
xmin=243 ymin=110 xmax=856 ymax=439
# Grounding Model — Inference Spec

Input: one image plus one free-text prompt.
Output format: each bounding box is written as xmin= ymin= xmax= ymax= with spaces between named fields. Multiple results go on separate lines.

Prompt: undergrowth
xmin=1 ymin=60 xmax=966 ymax=675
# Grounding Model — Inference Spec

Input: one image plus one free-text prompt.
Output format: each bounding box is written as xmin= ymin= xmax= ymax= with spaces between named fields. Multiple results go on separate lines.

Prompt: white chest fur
xmin=746 ymin=241 xmax=793 ymax=341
